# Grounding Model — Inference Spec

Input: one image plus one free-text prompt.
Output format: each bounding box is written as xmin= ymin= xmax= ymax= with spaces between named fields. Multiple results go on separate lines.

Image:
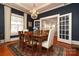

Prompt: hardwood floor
xmin=0 ymin=37 xmax=79 ymax=56
xmin=0 ymin=36 xmax=57 ymax=56
xmin=0 ymin=41 xmax=16 ymax=56
xmin=0 ymin=44 xmax=13 ymax=56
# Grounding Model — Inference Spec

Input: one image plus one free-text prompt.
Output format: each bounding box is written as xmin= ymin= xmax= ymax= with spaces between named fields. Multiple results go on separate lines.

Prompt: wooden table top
xmin=23 ymin=31 xmax=48 ymax=42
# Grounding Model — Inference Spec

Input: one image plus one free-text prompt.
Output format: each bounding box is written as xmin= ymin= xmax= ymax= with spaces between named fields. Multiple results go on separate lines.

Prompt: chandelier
xmin=30 ymin=4 xmax=38 ymax=19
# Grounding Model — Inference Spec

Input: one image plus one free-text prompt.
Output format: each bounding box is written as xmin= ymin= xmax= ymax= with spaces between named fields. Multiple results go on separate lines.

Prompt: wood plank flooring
xmin=0 ymin=44 xmax=13 ymax=56
xmin=0 ymin=41 xmax=17 ymax=56
xmin=0 ymin=36 xmax=57 ymax=56
xmin=0 ymin=37 xmax=79 ymax=56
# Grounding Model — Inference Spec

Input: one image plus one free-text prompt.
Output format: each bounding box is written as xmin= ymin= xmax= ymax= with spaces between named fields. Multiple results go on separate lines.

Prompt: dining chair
xmin=23 ymin=32 xmax=37 ymax=55
xmin=18 ymin=31 xmax=24 ymax=50
xmin=23 ymin=29 xmax=29 ymax=32
xmin=42 ymin=25 xmax=56 ymax=55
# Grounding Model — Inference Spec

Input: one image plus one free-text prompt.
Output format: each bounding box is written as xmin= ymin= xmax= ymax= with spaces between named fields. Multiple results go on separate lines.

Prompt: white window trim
xmin=12 ymin=13 xmax=24 ymax=18
xmin=40 ymin=14 xmax=60 ymax=30
xmin=58 ymin=13 xmax=72 ymax=44
xmin=11 ymin=13 xmax=24 ymax=36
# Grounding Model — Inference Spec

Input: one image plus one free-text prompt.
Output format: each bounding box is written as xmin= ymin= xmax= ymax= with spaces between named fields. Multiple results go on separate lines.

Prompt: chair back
xmin=47 ymin=25 xmax=56 ymax=47
xmin=24 ymin=32 xmax=31 ymax=42
xmin=23 ymin=29 xmax=29 ymax=32
xmin=18 ymin=31 xmax=23 ymax=40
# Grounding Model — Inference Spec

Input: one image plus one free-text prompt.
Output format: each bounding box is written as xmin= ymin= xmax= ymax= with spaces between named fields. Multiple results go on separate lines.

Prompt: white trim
xmin=40 ymin=14 xmax=60 ymax=20
xmin=24 ymin=13 xmax=27 ymax=29
xmin=4 ymin=3 xmax=71 ymax=15
xmin=69 ymin=13 xmax=72 ymax=44
xmin=12 ymin=13 xmax=24 ymax=18
xmin=58 ymin=38 xmax=71 ymax=44
xmin=57 ymin=14 xmax=60 ymax=43
xmin=36 ymin=3 xmax=52 ymax=11
xmin=11 ymin=13 xmax=24 ymax=35
xmin=72 ymin=40 xmax=79 ymax=45
xmin=16 ymin=3 xmax=30 ymax=11
xmin=16 ymin=3 xmax=51 ymax=12
xmin=4 ymin=6 xmax=11 ymax=42
xmin=58 ymin=13 xmax=72 ymax=44
xmin=13 ymin=3 xmax=70 ymax=14
xmin=0 ymin=40 xmax=4 ymax=43
xmin=3 ymin=3 xmax=29 ymax=14
xmin=11 ymin=37 xmax=19 ymax=41
xmin=40 ymin=14 xmax=60 ymax=30
xmin=39 ymin=3 xmax=71 ymax=14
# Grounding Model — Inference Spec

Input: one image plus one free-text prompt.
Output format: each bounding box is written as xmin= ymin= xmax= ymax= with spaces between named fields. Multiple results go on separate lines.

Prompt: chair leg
xmin=47 ymin=48 xmax=50 ymax=56
xmin=22 ymin=43 xmax=25 ymax=51
xmin=32 ymin=41 xmax=34 ymax=56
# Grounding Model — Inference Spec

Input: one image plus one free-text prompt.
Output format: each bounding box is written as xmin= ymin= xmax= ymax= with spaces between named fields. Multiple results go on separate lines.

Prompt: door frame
xmin=40 ymin=14 xmax=60 ymax=36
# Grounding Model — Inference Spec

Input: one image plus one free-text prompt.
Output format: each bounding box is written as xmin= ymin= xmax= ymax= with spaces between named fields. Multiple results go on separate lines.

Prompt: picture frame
xmin=28 ymin=21 xmax=32 ymax=27
xmin=34 ymin=20 xmax=40 ymax=30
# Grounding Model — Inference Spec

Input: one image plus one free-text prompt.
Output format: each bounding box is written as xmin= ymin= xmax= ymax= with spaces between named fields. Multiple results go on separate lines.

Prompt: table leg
xmin=32 ymin=40 xmax=34 ymax=56
xmin=39 ymin=41 xmax=42 ymax=56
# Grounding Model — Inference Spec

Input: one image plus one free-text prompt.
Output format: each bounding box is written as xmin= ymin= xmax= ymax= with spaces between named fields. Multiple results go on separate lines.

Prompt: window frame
xmin=11 ymin=13 xmax=24 ymax=36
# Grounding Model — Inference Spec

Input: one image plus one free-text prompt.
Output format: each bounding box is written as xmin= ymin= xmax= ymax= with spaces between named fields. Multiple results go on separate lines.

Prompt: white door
xmin=58 ymin=13 xmax=72 ymax=44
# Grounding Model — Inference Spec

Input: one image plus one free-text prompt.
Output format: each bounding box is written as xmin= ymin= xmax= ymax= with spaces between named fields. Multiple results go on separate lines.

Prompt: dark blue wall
xmin=72 ymin=4 xmax=79 ymax=41
xmin=38 ymin=4 xmax=73 ymax=18
xmin=0 ymin=4 xmax=4 ymax=40
xmin=27 ymin=14 xmax=34 ymax=31
xmin=38 ymin=3 xmax=79 ymax=41
xmin=0 ymin=3 xmax=79 ymax=41
xmin=11 ymin=8 xmax=24 ymax=16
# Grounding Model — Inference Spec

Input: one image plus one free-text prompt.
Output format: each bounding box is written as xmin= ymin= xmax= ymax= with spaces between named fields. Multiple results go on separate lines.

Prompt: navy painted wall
xmin=38 ymin=3 xmax=79 ymax=41
xmin=72 ymin=4 xmax=79 ymax=41
xmin=11 ymin=8 xmax=24 ymax=16
xmin=27 ymin=14 xmax=34 ymax=31
xmin=0 ymin=4 xmax=4 ymax=40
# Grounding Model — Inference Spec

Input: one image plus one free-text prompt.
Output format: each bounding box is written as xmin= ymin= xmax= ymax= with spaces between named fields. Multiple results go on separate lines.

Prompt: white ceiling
xmin=20 ymin=3 xmax=46 ymax=10
xmin=4 ymin=3 xmax=69 ymax=14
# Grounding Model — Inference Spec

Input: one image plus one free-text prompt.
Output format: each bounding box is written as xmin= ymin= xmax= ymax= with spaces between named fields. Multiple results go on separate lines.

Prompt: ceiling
xmin=20 ymin=3 xmax=46 ymax=10
xmin=4 ymin=3 xmax=69 ymax=14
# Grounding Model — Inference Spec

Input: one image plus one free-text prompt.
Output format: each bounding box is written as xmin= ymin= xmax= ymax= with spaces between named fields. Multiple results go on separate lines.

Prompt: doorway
xmin=40 ymin=14 xmax=59 ymax=37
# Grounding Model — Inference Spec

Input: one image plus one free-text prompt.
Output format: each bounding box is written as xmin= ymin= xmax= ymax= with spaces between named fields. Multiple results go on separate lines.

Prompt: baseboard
xmin=11 ymin=37 xmax=19 ymax=41
xmin=2 ymin=37 xmax=19 ymax=43
xmin=72 ymin=40 xmax=79 ymax=45
xmin=0 ymin=40 xmax=4 ymax=43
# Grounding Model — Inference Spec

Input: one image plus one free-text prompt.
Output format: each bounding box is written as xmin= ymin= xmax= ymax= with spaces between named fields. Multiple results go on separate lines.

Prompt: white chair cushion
xmin=42 ymin=41 xmax=49 ymax=49
xmin=42 ymin=25 xmax=56 ymax=49
xmin=23 ymin=29 xmax=29 ymax=32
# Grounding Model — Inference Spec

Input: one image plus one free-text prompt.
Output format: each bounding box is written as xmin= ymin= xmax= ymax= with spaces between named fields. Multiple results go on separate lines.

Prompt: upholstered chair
xmin=42 ymin=25 xmax=56 ymax=55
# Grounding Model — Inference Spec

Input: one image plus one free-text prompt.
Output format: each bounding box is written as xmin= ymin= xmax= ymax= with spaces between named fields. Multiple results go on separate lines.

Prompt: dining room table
xmin=31 ymin=30 xmax=48 ymax=55
xmin=19 ymin=30 xmax=48 ymax=55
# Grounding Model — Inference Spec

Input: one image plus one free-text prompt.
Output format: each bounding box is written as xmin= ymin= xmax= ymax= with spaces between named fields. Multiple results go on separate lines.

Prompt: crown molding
xmin=3 ymin=3 xmax=71 ymax=15
xmin=3 ymin=3 xmax=30 ymax=14
xmin=16 ymin=3 xmax=51 ymax=14
xmin=39 ymin=3 xmax=71 ymax=14
xmin=36 ymin=3 xmax=52 ymax=10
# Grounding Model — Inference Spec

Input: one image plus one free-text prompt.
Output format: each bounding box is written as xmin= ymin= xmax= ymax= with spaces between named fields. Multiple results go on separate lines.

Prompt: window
xmin=11 ymin=14 xmax=24 ymax=35
xmin=58 ymin=13 xmax=72 ymax=44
